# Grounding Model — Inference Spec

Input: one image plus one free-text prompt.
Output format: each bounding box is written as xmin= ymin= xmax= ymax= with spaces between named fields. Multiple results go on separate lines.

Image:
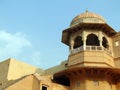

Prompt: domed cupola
xmin=61 ymin=10 xmax=117 ymax=68
xmin=70 ymin=10 xmax=106 ymax=27
xmin=62 ymin=10 xmax=116 ymax=46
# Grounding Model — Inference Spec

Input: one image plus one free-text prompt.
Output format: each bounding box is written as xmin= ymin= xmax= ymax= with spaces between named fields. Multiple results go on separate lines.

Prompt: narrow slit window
xmin=42 ymin=85 xmax=48 ymax=90
xmin=115 ymin=41 xmax=119 ymax=46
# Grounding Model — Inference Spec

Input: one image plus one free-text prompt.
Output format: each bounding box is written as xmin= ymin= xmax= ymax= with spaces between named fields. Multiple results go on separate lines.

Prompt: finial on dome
xmin=85 ymin=9 xmax=88 ymax=12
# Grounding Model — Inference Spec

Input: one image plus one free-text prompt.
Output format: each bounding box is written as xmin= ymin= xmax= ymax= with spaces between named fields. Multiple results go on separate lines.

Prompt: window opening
xmin=74 ymin=36 xmax=83 ymax=49
xmin=65 ymin=63 xmax=68 ymax=67
xmin=102 ymin=37 xmax=109 ymax=48
xmin=86 ymin=34 xmax=100 ymax=46
xmin=53 ymin=75 xmax=70 ymax=86
xmin=115 ymin=41 xmax=119 ymax=46
xmin=42 ymin=85 xmax=48 ymax=90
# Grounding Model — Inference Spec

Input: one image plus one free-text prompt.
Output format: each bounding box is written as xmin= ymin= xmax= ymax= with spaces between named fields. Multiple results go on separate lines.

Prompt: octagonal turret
xmin=62 ymin=10 xmax=117 ymax=68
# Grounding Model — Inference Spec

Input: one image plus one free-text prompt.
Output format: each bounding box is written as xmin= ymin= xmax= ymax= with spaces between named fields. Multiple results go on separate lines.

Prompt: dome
xmin=70 ymin=10 xmax=106 ymax=27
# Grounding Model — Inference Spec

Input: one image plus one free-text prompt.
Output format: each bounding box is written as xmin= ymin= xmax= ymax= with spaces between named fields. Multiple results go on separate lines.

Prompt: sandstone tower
xmin=54 ymin=10 xmax=120 ymax=90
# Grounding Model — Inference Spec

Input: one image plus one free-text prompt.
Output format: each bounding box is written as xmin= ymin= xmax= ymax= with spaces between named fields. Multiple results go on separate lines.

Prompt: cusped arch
xmin=86 ymin=34 xmax=100 ymax=46
xmin=102 ymin=37 xmax=109 ymax=48
xmin=73 ymin=36 xmax=83 ymax=49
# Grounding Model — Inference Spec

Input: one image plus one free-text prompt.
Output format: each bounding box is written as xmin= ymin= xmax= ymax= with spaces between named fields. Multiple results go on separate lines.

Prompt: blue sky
xmin=0 ymin=0 xmax=120 ymax=69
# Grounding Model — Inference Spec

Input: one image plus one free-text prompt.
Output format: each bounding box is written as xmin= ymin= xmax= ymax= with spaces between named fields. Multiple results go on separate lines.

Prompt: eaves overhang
xmin=62 ymin=23 xmax=117 ymax=46
xmin=54 ymin=67 xmax=120 ymax=83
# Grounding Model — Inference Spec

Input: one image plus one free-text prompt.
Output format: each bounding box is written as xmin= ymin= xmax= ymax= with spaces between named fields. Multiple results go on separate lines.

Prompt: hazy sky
xmin=0 ymin=0 xmax=120 ymax=69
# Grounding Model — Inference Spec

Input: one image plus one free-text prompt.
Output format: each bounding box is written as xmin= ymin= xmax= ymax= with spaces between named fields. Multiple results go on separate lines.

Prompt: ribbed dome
xmin=70 ymin=10 xmax=106 ymax=27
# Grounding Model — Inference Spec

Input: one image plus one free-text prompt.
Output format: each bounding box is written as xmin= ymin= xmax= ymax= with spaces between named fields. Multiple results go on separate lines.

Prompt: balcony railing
xmin=70 ymin=46 xmax=112 ymax=55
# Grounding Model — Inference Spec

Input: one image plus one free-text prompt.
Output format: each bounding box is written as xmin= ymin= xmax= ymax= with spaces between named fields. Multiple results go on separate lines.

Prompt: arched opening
xmin=86 ymin=34 xmax=100 ymax=46
xmin=102 ymin=37 xmax=109 ymax=48
xmin=73 ymin=36 xmax=83 ymax=49
xmin=53 ymin=75 xmax=70 ymax=86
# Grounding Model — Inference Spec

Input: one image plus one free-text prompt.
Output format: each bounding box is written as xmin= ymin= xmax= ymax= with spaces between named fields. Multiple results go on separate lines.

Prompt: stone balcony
xmin=68 ymin=46 xmax=114 ymax=68
xmin=70 ymin=46 xmax=112 ymax=55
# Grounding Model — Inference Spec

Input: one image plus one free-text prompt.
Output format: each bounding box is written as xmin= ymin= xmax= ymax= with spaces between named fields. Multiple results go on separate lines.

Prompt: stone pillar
xmin=82 ymin=31 xmax=87 ymax=50
xmin=99 ymin=31 xmax=102 ymax=47
xmin=99 ymin=40 xmax=102 ymax=47
xmin=83 ymin=39 xmax=86 ymax=50
xmin=70 ymin=40 xmax=74 ymax=50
